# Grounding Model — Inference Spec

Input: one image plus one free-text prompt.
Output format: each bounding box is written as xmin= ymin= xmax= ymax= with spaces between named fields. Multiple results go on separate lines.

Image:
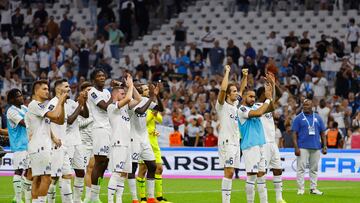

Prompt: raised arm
xmin=239 ymin=68 xmax=248 ymax=97
xmin=218 ymin=65 xmax=231 ymax=105
xmin=247 ymin=83 xmax=273 ymax=118
xmin=46 ymin=92 xmax=67 ymax=125
xmin=117 ymin=75 xmax=134 ymax=109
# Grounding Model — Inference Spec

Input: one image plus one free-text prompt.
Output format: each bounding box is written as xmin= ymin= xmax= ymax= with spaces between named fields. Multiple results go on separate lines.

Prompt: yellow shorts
xmin=150 ymin=136 xmax=162 ymax=164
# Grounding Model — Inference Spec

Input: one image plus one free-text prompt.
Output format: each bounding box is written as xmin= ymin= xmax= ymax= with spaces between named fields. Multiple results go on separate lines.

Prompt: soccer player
xmin=46 ymin=79 xmax=77 ymax=203
xmin=128 ymin=83 xmax=164 ymax=203
xmin=107 ymin=74 xmax=141 ymax=203
xmin=6 ymin=89 xmax=31 ymax=203
xmin=25 ymin=80 xmax=65 ymax=203
xmin=292 ymin=99 xmax=327 ymax=195
xmin=237 ymin=83 xmax=273 ymax=203
xmin=137 ymin=109 xmax=171 ymax=203
xmin=216 ymin=65 xmax=247 ymax=203
xmin=78 ymin=82 xmax=96 ymax=202
xmin=66 ymin=85 xmax=90 ymax=203
xmin=87 ymin=69 xmax=113 ymax=203
xmin=256 ymin=73 xmax=287 ymax=203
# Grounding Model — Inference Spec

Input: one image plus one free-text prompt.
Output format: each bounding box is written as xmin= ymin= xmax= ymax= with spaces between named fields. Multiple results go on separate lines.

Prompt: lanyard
xmin=302 ymin=112 xmax=314 ymax=128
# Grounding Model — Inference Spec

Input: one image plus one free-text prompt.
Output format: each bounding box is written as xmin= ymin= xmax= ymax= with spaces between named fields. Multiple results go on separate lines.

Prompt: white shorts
xmin=243 ymin=145 xmax=266 ymax=173
xmin=109 ymin=145 xmax=132 ymax=173
xmin=92 ymin=128 xmax=111 ymax=156
xmin=83 ymin=145 xmax=93 ymax=167
xmin=264 ymin=142 xmax=282 ymax=170
xmin=131 ymin=139 xmax=155 ymax=163
xmin=51 ymin=147 xmax=72 ymax=177
xmin=13 ymin=151 xmax=29 ymax=170
xmin=66 ymin=145 xmax=86 ymax=170
xmin=218 ymin=144 xmax=241 ymax=169
xmin=29 ymin=151 xmax=51 ymax=176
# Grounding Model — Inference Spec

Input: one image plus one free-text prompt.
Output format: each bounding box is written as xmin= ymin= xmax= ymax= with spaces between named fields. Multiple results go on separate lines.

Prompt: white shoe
xmin=310 ymin=188 xmax=323 ymax=195
xmin=297 ymin=189 xmax=305 ymax=195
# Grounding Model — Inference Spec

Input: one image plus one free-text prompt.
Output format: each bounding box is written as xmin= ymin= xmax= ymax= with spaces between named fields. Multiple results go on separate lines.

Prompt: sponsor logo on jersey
xmin=48 ymin=104 xmax=55 ymax=111
xmin=240 ymin=107 xmax=247 ymax=112
xmin=91 ymin=92 xmax=97 ymax=99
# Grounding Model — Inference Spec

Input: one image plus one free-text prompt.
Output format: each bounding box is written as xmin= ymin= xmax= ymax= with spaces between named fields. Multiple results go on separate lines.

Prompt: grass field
xmin=0 ymin=177 xmax=359 ymax=203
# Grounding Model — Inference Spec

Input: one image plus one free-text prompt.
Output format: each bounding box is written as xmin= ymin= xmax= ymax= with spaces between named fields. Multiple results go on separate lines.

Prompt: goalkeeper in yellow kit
xmin=137 ymin=109 xmax=172 ymax=203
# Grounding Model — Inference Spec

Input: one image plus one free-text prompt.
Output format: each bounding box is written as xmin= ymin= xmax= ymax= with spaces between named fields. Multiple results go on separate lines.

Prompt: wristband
xmin=264 ymin=99 xmax=271 ymax=104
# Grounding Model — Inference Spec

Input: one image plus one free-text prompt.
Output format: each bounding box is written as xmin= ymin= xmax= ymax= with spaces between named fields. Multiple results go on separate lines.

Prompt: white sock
xmin=273 ymin=175 xmax=283 ymax=201
xmin=91 ymin=184 xmax=101 ymax=201
xmin=61 ymin=178 xmax=74 ymax=203
xmin=246 ymin=175 xmax=256 ymax=203
xmin=257 ymin=176 xmax=268 ymax=203
xmin=108 ymin=173 xmax=120 ymax=203
xmin=128 ymin=178 xmax=138 ymax=200
xmin=85 ymin=186 xmax=92 ymax=200
xmin=23 ymin=178 xmax=32 ymax=203
xmin=32 ymin=199 xmax=38 ymax=203
xmin=116 ymin=176 xmax=126 ymax=203
xmin=38 ymin=196 xmax=46 ymax=203
xmin=222 ymin=177 xmax=232 ymax=203
xmin=147 ymin=179 xmax=155 ymax=198
xmin=47 ymin=180 xmax=56 ymax=203
xmin=73 ymin=177 xmax=84 ymax=202
xmin=13 ymin=175 xmax=23 ymax=202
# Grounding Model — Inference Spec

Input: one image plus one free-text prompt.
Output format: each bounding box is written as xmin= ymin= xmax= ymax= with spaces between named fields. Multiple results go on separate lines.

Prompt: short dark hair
xmin=333 ymin=121 xmax=338 ymax=128
xmin=80 ymin=81 xmax=92 ymax=91
xmin=90 ymin=68 xmax=106 ymax=81
xmin=350 ymin=18 xmax=355 ymax=24
xmin=7 ymin=88 xmax=21 ymax=105
xmin=53 ymin=79 xmax=68 ymax=96
xmin=31 ymin=80 xmax=48 ymax=96
xmin=174 ymin=125 xmax=179 ymax=131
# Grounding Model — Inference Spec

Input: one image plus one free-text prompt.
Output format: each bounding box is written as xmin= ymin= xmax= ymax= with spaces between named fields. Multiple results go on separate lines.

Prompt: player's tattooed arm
xmin=218 ymin=65 xmax=231 ymax=105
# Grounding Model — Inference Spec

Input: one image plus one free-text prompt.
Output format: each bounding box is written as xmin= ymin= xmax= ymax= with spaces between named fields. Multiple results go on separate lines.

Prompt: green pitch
xmin=0 ymin=177 xmax=359 ymax=203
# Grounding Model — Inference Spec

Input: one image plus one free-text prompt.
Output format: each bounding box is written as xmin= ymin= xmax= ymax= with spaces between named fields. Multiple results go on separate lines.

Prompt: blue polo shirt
xmin=291 ymin=112 xmax=326 ymax=149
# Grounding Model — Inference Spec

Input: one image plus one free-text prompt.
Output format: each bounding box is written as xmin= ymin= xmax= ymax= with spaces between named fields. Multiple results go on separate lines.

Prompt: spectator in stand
xmin=189 ymin=54 xmax=206 ymax=78
xmin=209 ymin=40 xmax=225 ymax=75
xmin=200 ymin=26 xmax=215 ymax=60
xmin=187 ymin=42 xmax=202 ymax=63
xmin=24 ymin=47 xmax=39 ymax=75
xmin=256 ymin=49 xmax=268 ymax=75
xmin=175 ymin=49 xmax=190 ymax=77
xmin=11 ymin=8 xmax=24 ymax=38
xmin=0 ymin=32 xmax=12 ymax=54
xmin=33 ymin=3 xmax=48 ymax=26
xmin=300 ymin=74 xmax=314 ymax=97
xmin=0 ymin=2 xmax=12 ymax=39
xmin=315 ymin=35 xmax=330 ymax=61
xmin=48 ymin=62 xmax=62 ymax=82
xmin=315 ymin=99 xmax=331 ymax=128
xmin=325 ymin=121 xmax=344 ymax=148
xmin=348 ymin=92 xmax=359 ymax=117
xmin=226 ymin=39 xmax=241 ymax=66
xmin=78 ymin=41 xmax=90 ymax=78
xmin=266 ymin=31 xmax=282 ymax=58
xmin=120 ymin=2 xmax=134 ymax=44
xmin=284 ymin=31 xmax=298 ymax=48
xmin=347 ymin=18 xmax=359 ymax=52
xmin=352 ymin=112 xmax=360 ymax=129
xmin=172 ymin=108 xmax=186 ymax=127
xmin=173 ymin=19 xmax=187 ymax=57
xmin=134 ymin=0 xmax=150 ymax=37
xmin=335 ymin=65 xmax=354 ymax=98
xmin=330 ymin=102 xmax=349 ymax=138
xmin=185 ymin=118 xmax=203 ymax=147
xmin=136 ymin=55 xmax=150 ymax=82
xmin=161 ymin=45 xmax=175 ymax=71
xmin=47 ymin=16 xmax=60 ymax=43
xmin=106 ymin=23 xmax=124 ymax=60
xmin=226 ymin=56 xmax=239 ymax=79
xmin=60 ymin=13 xmax=76 ymax=41
xmin=299 ymin=31 xmax=311 ymax=54
xmin=169 ymin=125 xmax=183 ymax=147
xmin=312 ymin=70 xmax=328 ymax=100
xmin=238 ymin=0 xmax=250 ymax=14
xmin=204 ymin=126 xmax=217 ymax=147
xmin=38 ymin=45 xmax=50 ymax=74
xmin=349 ymin=126 xmax=360 ymax=149
xmin=93 ymin=34 xmax=112 ymax=66
xmin=281 ymin=124 xmax=294 ymax=148
xmin=244 ymin=42 xmax=256 ymax=60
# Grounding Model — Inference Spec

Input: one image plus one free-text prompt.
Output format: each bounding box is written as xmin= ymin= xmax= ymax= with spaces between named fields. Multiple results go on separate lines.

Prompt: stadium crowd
xmin=0 ymin=0 xmax=360 ymax=150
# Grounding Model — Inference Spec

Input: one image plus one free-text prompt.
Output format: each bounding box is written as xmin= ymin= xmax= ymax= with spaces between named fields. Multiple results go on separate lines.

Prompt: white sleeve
xmin=150 ymin=101 xmax=157 ymax=109
xmin=88 ymin=88 xmax=103 ymax=105
xmin=237 ymin=106 xmax=249 ymax=120
xmin=29 ymin=101 xmax=49 ymax=118
xmin=6 ymin=108 xmax=23 ymax=126
xmin=215 ymin=100 xmax=223 ymax=112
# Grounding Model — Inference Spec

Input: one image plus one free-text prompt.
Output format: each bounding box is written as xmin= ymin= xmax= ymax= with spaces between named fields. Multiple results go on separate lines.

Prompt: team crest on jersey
xmin=91 ymin=92 xmax=97 ymax=99
xmin=38 ymin=103 xmax=45 ymax=109
xmin=240 ymin=107 xmax=247 ymax=112
xmin=48 ymin=104 xmax=55 ymax=110
xmin=265 ymin=113 xmax=272 ymax=119
xmin=230 ymin=114 xmax=239 ymax=121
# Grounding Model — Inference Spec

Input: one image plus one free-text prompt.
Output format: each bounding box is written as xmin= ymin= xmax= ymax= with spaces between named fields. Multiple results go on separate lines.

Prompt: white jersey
xmin=215 ymin=100 xmax=240 ymax=146
xmin=48 ymin=97 xmax=68 ymax=144
xmin=129 ymin=97 xmax=156 ymax=140
xmin=65 ymin=99 xmax=82 ymax=146
xmin=87 ymin=87 xmax=111 ymax=129
xmin=25 ymin=100 xmax=52 ymax=154
xmin=107 ymin=103 xmax=131 ymax=146
xmin=78 ymin=113 xmax=93 ymax=146
xmin=257 ymin=103 xmax=276 ymax=143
